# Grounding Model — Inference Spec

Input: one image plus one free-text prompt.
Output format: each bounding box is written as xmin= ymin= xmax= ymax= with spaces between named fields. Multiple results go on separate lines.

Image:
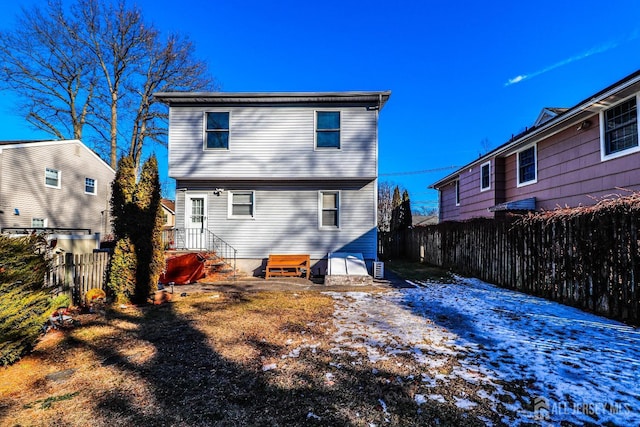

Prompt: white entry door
xmin=185 ymin=193 xmax=208 ymax=250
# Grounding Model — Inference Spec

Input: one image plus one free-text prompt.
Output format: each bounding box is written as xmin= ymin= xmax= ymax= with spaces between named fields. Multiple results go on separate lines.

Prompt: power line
xmin=380 ymin=165 xmax=459 ymax=177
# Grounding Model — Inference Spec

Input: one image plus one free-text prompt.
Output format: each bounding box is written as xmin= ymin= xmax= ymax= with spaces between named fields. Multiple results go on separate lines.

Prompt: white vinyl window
xmin=316 ymin=111 xmax=341 ymax=149
xmin=204 ymin=112 xmax=230 ymax=150
xmin=45 ymin=168 xmax=60 ymax=188
xmin=319 ymin=191 xmax=340 ymax=229
xmin=600 ymin=95 xmax=640 ymax=161
xmin=480 ymin=161 xmax=491 ymax=191
xmin=85 ymin=177 xmax=96 ymax=195
xmin=32 ymin=218 xmax=47 ymax=228
xmin=228 ymin=191 xmax=254 ymax=218
xmin=517 ymin=144 xmax=537 ymax=187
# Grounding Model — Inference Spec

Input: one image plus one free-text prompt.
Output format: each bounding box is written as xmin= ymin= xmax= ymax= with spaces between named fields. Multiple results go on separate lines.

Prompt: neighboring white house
xmin=154 ymin=91 xmax=391 ymax=276
xmin=0 ymin=139 xmax=115 ymax=252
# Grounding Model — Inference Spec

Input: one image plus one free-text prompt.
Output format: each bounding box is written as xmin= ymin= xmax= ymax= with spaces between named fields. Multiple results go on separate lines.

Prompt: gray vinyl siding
xmin=176 ymin=180 xmax=377 ymax=260
xmin=168 ymin=106 xmax=377 ymax=180
xmin=0 ymin=140 xmax=114 ymax=235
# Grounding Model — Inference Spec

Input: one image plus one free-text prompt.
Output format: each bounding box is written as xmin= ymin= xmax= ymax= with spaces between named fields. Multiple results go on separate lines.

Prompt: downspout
xmin=374 ymin=94 xmax=381 ymax=262
xmin=0 ymin=149 xmax=3 ymax=225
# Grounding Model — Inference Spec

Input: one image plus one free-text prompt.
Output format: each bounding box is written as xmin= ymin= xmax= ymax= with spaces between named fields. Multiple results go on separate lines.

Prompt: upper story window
xmin=455 ymin=180 xmax=460 ymax=206
xmin=517 ymin=145 xmax=537 ymax=187
xmin=205 ymin=112 xmax=230 ymax=149
xmin=228 ymin=191 xmax=254 ymax=218
xmin=316 ymin=111 xmax=340 ymax=149
xmin=320 ymin=191 xmax=340 ymax=229
xmin=480 ymin=161 xmax=491 ymax=191
xmin=601 ymin=95 xmax=639 ymax=160
xmin=45 ymin=168 xmax=60 ymax=188
xmin=85 ymin=178 xmax=96 ymax=195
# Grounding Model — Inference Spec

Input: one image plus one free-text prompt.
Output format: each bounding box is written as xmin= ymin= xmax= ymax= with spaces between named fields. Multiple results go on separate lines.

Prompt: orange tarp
xmin=159 ymin=253 xmax=206 ymax=285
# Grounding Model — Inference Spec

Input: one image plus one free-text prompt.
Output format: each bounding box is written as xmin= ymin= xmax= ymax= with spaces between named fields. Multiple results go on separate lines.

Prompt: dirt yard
xmin=1 ymin=264 xmax=637 ymax=426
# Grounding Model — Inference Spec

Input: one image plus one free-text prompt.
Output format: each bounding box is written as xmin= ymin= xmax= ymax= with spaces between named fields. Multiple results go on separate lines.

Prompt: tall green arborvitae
xmin=0 ymin=235 xmax=51 ymax=365
xmin=132 ymin=155 xmax=163 ymax=303
xmin=402 ymin=189 xmax=413 ymax=229
xmin=110 ymin=156 xmax=137 ymax=240
xmin=391 ymin=186 xmax=402 ymax=232
xmin=107 ymin=156 xmax=138 ymax=303
xmin=108 ymin=155 xmax=164 ymax=305
xmin=108 ymin=237 xmax=137 ymax=304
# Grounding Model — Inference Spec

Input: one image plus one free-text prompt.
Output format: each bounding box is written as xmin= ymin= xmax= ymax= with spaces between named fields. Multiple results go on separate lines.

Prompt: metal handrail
xmin=161 ymin=228 xmax=237 ymax=278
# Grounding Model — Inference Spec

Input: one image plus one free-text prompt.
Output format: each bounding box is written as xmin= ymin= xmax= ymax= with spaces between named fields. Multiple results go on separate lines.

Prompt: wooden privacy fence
xmin=381 ymin=199 xmax=640 ymax=325
xmin=46 ymin=252 xmax=110 ymax=305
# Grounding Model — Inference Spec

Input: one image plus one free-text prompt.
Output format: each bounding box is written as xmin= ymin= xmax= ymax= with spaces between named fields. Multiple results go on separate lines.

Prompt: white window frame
xmin=318 ymin=190 xmax=340 ymax=230
xmin=31 ymin=217 xmax=47 ymax=228
xmin=315 ymin=110 xmax=341 ymax=150
xmin=203 ymin=111 xmax=231 ymax=151
xmin=455 ymin=180 xmax=460 ymax=206
xmin=45 ymin=168 xmax=61 ymax=189
xmin=85 ymin=177 xmax=97 ymax=195
xmin=516 ymin=143 xmax=537 ymax=187
xmin=480 ymin=161 xmax=491 ymax=191
xmin=600 ymin=94 xmax=640 ymax=162
xmin=227 ymin=190 xmax=255 ymax=219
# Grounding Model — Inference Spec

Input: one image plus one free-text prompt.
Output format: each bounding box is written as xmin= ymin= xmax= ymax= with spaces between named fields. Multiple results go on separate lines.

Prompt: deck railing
xmin=162 ymin=228 xmax=237 ymax=275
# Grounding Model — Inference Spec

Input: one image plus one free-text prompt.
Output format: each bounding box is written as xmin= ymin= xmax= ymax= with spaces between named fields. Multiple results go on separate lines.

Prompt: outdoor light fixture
xmin=13 ymin=208 xmax=19 ymax=215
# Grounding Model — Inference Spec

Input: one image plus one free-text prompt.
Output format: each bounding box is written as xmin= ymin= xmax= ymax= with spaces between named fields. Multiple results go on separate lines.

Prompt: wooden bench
xmin=265 ymin=254 xmax=311 ymax=279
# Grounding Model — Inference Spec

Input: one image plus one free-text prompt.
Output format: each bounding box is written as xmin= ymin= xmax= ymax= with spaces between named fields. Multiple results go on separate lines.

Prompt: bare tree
xmin=0 ymin=1 xmax=96 ymax=140
xmin=378 ymin=181 xmax=407 ymax=231
xmin=0 ymin=0 xmax=214 ymax=169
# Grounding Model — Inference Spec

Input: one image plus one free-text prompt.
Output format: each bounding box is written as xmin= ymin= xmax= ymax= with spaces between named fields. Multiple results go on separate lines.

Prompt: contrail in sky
xmin=505 ymin=32 xmax=638 ymax=86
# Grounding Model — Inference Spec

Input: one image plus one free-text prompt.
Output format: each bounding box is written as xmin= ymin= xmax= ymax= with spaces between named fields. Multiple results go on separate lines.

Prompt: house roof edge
xmin=430 ymin=69 xmax=640 ymax=189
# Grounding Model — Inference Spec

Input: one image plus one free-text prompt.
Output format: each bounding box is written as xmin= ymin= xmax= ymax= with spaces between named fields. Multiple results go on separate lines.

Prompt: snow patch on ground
xmin=324 ymin=277 xmax=640 ymax=425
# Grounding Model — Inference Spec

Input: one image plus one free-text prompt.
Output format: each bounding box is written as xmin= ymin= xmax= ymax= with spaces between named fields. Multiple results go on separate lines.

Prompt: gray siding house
xmin=0 ymin=139 xmax=115 ymax=236
xmin=154 ymin=91 xmax=391 ymax=275
xmin=432 ymin=70 xmax=640 ymax=222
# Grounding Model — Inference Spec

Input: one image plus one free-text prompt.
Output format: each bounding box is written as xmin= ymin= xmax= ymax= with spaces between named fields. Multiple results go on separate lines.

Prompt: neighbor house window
xmin=602 ymin=96 xmax=638 ymax=159
xmin=85 ymin=178 xmax=96 ymax=195
xmin=480 ymin=161 xmax=491 ymax=191
xmin=517 ymin=145 xmax=537 ymax=186
xmin=205 ymin=112 xmax=230 ymax=149
xmin=32 ymin=218 xmax=46 ymax=228
xmin=316 ymin=111 xmax=340 ymax=149
xmin=320 ymin=191 xmax=340 ymax=228
xmin=228 ymin=191 xmax=254 ymax=218
xmin=455 ymin=180 xmax=460 ymax=206
xmin=45 ymin=168 xmax=60 ymax=188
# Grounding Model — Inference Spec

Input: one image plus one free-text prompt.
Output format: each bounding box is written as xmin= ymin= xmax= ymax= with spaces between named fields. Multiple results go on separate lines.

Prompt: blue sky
xmin=1 ymin=0 xmax=640 ymax=211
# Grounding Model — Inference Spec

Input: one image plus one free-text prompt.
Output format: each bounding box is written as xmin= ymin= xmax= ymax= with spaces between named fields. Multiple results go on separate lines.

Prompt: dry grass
xmin=1 ymin=289 xmax=503 ymax=426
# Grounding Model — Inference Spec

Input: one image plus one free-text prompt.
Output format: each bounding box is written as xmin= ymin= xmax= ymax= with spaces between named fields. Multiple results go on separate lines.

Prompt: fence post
xmin=63 ymin=252 xmax=74 ymax=303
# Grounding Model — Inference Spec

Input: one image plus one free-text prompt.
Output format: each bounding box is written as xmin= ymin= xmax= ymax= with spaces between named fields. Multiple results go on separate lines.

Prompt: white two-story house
xmin=154 ymin=91 xmax=391 ymax=276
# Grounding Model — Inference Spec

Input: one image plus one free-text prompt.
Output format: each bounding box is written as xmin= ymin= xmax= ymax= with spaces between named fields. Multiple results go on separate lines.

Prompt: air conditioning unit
xmin=373 ymin=261 xmax=384 ymax=279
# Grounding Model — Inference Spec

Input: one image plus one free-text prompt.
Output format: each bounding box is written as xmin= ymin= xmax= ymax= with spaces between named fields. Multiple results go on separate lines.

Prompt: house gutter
xmin=430 ymin=71 xmax=640 ymax=189
xmin=154 ymin=91 xmax=392 ymax=110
